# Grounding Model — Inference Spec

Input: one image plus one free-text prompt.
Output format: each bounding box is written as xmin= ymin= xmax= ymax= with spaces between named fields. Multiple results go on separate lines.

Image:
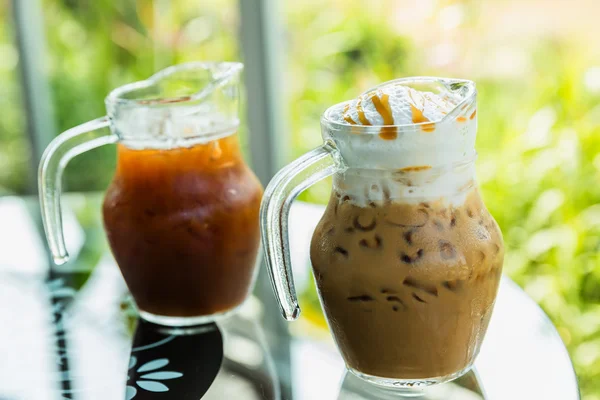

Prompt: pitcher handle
xmin=260 ymin=140 xmax=343 ymax=321
xmin=39 ymin=116 xmax=118 ymax=265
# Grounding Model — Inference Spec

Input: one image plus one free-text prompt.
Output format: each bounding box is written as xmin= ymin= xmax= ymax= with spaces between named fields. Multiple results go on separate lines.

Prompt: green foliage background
xmin=1 ymin=0 xmax=599 ymax=397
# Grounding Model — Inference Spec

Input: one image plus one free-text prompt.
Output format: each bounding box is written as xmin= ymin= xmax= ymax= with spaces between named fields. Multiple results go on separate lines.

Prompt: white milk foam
xmin=326 ymin=80 xmax=478 ymax=206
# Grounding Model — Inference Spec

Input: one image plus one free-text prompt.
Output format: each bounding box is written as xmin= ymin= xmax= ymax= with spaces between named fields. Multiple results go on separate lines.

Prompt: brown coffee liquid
xmin=103 ymin=133 xmax=263 ymax=317
xmin=310 ymin=189 xmax=504 ymax=379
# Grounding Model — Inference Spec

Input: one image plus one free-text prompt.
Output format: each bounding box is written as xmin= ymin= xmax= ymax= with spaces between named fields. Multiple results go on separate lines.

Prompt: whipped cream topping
xmin=323 ymin=78 xmax=478 ymax=206
xmin=335 ymin=84 xmax=461 ymax=131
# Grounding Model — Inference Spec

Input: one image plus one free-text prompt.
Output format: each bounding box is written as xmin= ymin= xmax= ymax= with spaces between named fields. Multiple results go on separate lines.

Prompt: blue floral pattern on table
xmin=126 ymin=356 xmax=183 ymax=399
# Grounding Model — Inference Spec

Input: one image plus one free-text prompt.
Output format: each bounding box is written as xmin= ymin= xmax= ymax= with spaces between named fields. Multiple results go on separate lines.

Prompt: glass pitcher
xmin=261 ymin=77 xmax=504 ymax=388
xmin=39 ymin=62 xmax=264 ymax=326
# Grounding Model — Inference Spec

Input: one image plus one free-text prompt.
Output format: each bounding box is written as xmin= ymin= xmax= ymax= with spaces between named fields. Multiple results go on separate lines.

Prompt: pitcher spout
xmin=105 ymin=62 xmax=243 ymax=149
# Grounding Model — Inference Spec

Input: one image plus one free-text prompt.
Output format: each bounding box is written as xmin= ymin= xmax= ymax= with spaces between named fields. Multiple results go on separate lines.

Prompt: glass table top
xmin=0 ymin=194 xmax=580 ymax=399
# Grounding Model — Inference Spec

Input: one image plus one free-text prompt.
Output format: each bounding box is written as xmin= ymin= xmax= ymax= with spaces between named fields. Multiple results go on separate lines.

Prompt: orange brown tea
xmin=103 ymin=133 xmax=263 ymax=318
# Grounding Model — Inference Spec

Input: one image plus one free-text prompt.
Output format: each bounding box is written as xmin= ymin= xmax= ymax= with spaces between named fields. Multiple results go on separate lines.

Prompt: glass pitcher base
xmin=348 ymin=364 xmax=472 ymax=394
xmin=139 ymin=304 xmax=242 ymax=327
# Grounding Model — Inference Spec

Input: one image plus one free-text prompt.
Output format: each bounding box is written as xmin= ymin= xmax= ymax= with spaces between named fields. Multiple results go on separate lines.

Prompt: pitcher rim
xmin=104 ymin=61 xmax=244 ymax=107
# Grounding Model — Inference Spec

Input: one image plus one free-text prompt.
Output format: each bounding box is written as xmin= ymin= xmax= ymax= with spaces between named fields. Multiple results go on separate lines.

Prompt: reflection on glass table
xmin=338 ymin=369 xmax=485 ymax=400
xmin=0 ymin=194 xmax=580 ymax=399
xmin=126 ymin=318 xmax=280 ymax=400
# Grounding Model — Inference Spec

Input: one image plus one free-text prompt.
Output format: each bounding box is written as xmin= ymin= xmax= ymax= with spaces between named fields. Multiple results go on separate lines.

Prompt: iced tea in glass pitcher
xmin=39 ymin=62 xmax=263 ymax=326
xmin=261 ymin=78 xmax=504 ymax=388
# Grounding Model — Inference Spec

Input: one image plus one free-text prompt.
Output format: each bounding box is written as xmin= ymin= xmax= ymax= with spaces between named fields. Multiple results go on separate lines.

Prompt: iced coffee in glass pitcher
xmin=261 ymin=78 xmax=504 ymax=388
xmin=39 ymin=62 xmax=263 ymax=326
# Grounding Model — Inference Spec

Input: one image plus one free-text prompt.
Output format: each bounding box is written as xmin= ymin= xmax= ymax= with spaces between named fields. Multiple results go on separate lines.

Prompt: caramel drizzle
xmin=399 ymin=165 xmax=432 ymax=172
xmin=371 ymin=90 xmax=397 ymax=140
xmin=409 ymin=104 xmax=435 ymax=132
xmin=371 ymin=90 xmax=394 ymax=125
xmin=356 ymin=95 xmax=371 ymax=125
xmin=343 ymin=103 xmax=357 ymax=125
xmin=470 ymin=109 xmax=477 ymax=120
xmin=409 ymin=103 xmax=429 ymax=124
xmin=408 ymin=90 xmax=435 ymax=132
